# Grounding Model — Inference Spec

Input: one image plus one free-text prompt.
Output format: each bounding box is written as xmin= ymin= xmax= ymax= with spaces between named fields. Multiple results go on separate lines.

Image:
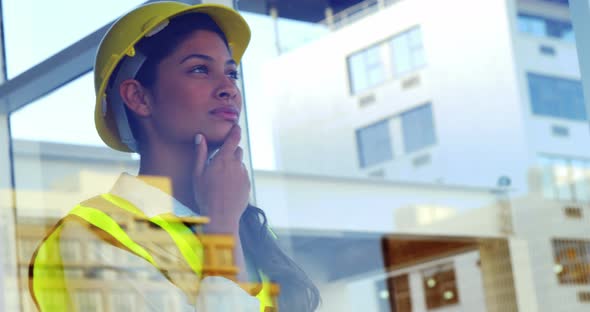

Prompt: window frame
xmin=356 ymin=118 xmax=394 ymax=168
xmin=400 ymin=103 xmax=437 ymax=154
xmin=346 ymin=25 xmax=425 ymax=95
xmin=527 ymin=72 xmax=587 ymax=122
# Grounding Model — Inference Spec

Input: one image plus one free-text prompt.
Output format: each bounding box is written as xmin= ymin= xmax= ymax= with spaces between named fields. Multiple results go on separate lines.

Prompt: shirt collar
xmin=109 ymin=172 xmax=198 ymax=217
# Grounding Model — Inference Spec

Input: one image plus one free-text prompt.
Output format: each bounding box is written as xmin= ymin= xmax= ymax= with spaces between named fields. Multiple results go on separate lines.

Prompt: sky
xmin=4 ymin=0 xmax=328 ymax=170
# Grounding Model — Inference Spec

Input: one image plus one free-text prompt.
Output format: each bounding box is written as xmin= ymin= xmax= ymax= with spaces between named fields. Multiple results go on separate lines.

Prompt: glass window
xmin=3 ymin=0 xmax=145 ymax=78
xmin=518 ymin=14 xmax=546 ymax=37
xmin=517 ymin=13 xmax=575 ymax=43
xmin=356 ymin=119 xmax=394 ymax=168
xmin=391 ymin=27 xmax=425 ymax=76
xmin=538 ymin=155 xmax=590 ymax=202
xmin=401 ymin=104 xmax=436 ymax=153
xmin=348 ymin=44 xmax=386 ymax=94
xmin=385 ymin=274 xmax=412 ymax=312
xmin=571 ymin=159 xmax=590 ymax=202
xmin=9 ymin=75 xmax=140 ymax=311
xmin=5 ymin=1 xmax=590 ymax=312
xmin=527 ymin=73 xmax=586 ymax=121
xmin=422 ymin=263 xmax=460 ymax=309
xmin=553 ymin=239 xmax=590 ymax=285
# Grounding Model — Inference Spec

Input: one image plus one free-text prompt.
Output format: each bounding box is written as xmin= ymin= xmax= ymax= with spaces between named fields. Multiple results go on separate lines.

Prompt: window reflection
xmin=527 ymin=73 xmax=586 ymax=121
xmin=347 ymin=26 xmax=425 ymax=94
xmin=538 ymin=155 xmax=590 ymax=202
xmin=356 ymin=119 xmax=393 ymax=168
xmin=518 ymin=13 xmax=575 ymax=43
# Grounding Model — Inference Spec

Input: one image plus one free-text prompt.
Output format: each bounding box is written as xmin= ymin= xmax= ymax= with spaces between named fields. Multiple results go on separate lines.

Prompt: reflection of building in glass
xmin=9 ymin=135 xmax=590 ymax=311
xmin=552 ymin=239 xmax=590 ymax=285
xmin=12 ymin=179 xmax=279 ymax=312
xmin=3 ymin=1 xmax=590 ymax=311
xmin=421 ymin=263 xmax=459 ymax=309
xmin=251 ymin=0 xmax=590 ymax=310
xmin=15 ymin=214 xmax=279 ymax=312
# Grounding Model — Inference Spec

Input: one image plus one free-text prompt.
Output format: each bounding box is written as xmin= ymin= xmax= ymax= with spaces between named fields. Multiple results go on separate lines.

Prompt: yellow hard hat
xmin=94 ymin=1 xmax=251 ymax=152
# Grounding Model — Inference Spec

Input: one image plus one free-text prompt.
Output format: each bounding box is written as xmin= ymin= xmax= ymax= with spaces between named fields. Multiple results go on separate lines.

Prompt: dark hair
xmin=126 ymin=12 xmax=321 ymax=311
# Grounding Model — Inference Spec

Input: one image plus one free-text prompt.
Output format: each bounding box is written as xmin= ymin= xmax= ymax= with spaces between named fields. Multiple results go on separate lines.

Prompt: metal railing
xmin=321 ymin=0 xmax=401 ymax=31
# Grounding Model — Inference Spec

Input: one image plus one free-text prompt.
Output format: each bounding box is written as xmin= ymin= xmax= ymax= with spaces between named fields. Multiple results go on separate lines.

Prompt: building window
xmin=385 ymin=274 xmax=412 ymax=312
xmin=348 ymin=27 xmax=427 ymax=94
xmin=356 ymin=120 xmax=393 ymax=168
xmin=348 ymin=44 xmax=386 ymax=94
xmin=517 ymin=13 xmax=575 ymax=43
xmin=422 ymin=262 xmax=460 ymax=310
xmin=538 ymin=155 xmax=590 ymax=202
xmin=401 ymin=104 xmax=436 ymax=153
xmin=391 ymin=27 xmax=425 ymax=76
xmin=527 ymin=73 xmax=586 ymax=121
xmin=552 ymin=239 xmax=590 ymax=285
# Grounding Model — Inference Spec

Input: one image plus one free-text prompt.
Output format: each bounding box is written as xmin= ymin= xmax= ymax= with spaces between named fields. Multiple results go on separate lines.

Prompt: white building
xmin=264 ymin=0 xmax=587 ymax=195
xmin=249 ymin=0 xmax=590 ymax=311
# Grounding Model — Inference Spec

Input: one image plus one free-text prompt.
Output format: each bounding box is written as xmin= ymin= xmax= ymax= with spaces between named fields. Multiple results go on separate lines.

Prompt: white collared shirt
xmin=58 ymin=173 xmax=259 ymax=311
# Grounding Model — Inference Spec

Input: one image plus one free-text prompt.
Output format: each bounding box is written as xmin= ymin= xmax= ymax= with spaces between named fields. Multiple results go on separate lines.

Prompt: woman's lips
xmin=210 ymin=106 xmax=239 ymax=122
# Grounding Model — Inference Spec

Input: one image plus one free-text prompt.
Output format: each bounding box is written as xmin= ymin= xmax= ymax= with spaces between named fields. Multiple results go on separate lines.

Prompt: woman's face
xmin=148 ymin=30 xmax=241 ymax=149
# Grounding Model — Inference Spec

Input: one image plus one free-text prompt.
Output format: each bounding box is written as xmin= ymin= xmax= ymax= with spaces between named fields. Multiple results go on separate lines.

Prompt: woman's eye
xmin=227 ymin=70 xmax=240 ymax=80
xmin=190 ymin=65 xmax=208 ymax=74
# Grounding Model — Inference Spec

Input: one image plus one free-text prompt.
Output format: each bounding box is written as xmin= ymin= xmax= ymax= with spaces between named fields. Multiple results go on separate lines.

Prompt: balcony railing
xmin=321 ymin=0 xmax=401 ymax=30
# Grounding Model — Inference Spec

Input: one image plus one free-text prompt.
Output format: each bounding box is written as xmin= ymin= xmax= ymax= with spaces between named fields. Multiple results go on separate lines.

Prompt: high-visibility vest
xmin=29 ymin=193 xmax=276 ymax=311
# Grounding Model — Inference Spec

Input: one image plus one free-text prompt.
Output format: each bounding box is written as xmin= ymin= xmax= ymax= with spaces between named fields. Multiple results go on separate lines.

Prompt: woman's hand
xmin=193 ymin=124 xmax=251 ymax=233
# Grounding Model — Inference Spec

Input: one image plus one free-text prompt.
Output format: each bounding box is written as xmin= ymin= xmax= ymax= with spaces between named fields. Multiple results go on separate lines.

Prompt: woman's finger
xmin=235 ymin=146 xmax=243 ymax=161
xmin=217 ymin=124 xmax=241 ymax=158
xmin=193 ymin=133 xmax=208 ymax=177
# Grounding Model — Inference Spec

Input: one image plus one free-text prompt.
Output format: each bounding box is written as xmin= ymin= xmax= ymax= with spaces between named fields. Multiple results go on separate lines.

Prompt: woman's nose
xmin=216 ymin=77 xmax=239 ymax=100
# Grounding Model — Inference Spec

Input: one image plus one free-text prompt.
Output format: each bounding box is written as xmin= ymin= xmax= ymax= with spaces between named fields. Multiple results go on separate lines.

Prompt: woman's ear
xmin=119 ymin=79 xmax=152 ymax=117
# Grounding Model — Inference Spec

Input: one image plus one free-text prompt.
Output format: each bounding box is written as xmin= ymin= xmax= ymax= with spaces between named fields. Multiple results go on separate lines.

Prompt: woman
xmin=29 ymin=2 xmax=320 ymax=311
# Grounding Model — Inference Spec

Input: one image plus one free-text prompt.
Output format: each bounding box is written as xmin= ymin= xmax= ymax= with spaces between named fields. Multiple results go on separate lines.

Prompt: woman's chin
xmin=204 ymin=132 xmax=232 ymax=148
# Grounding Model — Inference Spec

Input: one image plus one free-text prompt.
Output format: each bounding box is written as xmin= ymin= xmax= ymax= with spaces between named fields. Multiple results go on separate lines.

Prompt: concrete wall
xmin=253 ymin=170 xmax=499 ymax=232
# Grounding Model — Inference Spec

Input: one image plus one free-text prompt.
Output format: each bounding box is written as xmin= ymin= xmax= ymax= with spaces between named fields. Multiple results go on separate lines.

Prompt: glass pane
xmin=391 ymin=27 xmax=424 ymax=76
xmin=356 ymin=119 xmax=393 ymax=167
xmin=4 ymin=0 xmax=590 ymax=311
xmin=348 ymin=52 xmax=369 ymax=94
xmin=3 ymin=0 xmax=145 ymax=78
xmin=527 ymin=73 xmax=586 ymax=121
xmin=237 ymin=0 xmax=590 ymax=311
xmin=571 ymin=159 xmax=590 ymax=202
xmin=347 ymin=44 xmax=386 ymax=94
xmin=538 ymin=155 xmax=558 ymax=200
xmin=9 ymin=74 xmax=141 ymax=311
xmin=401 ymin=104 xmax=436 ymax=154
xmin=391 ymin=34 xmax=412 ymax=75
xmin=518 ymin=14 xmax=547 ymax=37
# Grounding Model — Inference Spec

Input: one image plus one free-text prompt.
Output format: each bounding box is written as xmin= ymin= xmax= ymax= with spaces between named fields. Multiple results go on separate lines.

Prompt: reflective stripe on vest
xmin=29 ymin=193 xmax=276 ymax=311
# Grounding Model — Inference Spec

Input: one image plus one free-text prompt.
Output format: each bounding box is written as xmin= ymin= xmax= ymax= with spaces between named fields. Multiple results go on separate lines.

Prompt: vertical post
xmin=325 ymin=6 xmax=334 ymax=30
xmin=0 ymin=0 xmax=20 ymax=310
xmin=270 ymin=6 xmax=282 ymax=55
xmin=570 ymin=0 xmax=590 ymax=125
xmin=0 ymin=115 xmax=19 ymax=312
xmin=479 ymin=239 xmax=518 ymax=312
